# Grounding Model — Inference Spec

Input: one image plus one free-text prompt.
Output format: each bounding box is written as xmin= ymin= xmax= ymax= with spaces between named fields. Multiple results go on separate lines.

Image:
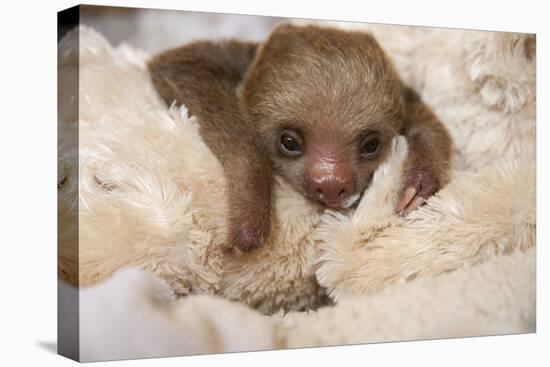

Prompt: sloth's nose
xmin=307 ymin=172 xmax=353 ymax=208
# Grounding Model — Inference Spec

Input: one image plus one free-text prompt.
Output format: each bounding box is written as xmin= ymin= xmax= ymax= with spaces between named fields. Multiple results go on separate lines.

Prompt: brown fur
xmin=147 ymin=23 xmax=452 ymax=252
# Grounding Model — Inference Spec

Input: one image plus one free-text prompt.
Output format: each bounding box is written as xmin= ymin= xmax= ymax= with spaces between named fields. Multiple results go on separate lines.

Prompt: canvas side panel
xmin=57 ymin=4 xmax=80 ymax=362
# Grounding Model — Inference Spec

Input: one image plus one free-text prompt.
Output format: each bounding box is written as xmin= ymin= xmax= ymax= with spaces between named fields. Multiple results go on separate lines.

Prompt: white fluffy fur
xmin=77 ymin=268 xmax=278 ymax=362
xmin=58 ymin=23 xmax=535 ymax=357
xmin=75 ymin=248 xmax=534 ymax=359
xmin=281 ymin=247 xmax=535 ymax=347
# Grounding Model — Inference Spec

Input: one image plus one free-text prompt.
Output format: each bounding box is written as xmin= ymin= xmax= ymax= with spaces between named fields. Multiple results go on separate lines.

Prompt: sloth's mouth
xmin=311 ymin=192 xmax=361 ymax=211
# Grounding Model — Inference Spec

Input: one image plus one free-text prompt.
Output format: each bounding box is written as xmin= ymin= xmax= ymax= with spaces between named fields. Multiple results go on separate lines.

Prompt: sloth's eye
xmin=361 ymin=136 xmax=380 ymax=158
xmin=279 ymin=130 xmax=303 ymax=157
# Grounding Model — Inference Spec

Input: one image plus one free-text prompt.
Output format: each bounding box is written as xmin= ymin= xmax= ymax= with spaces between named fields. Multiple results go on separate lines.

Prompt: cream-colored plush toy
xmin=58 ymin=23 xmax=535 ymax=355
xmin=72 ymin=248 xmax=533 ymax=361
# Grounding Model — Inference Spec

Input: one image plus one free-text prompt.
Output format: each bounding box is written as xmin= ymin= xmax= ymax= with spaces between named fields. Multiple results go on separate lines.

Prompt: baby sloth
xmin=148 ymin=24 xmax=452 ymax=253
